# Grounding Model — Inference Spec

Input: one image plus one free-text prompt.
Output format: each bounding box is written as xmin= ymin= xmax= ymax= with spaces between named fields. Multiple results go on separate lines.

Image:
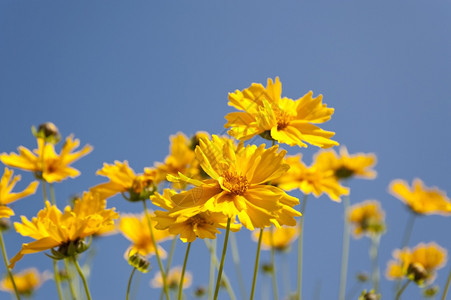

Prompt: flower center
xmin=222 ymin=171 xmax=249 ymax=195
xmin=187 ymin=213 xmax=214 ymax=227
xmin=275 ymin=110 xmax=292 ymax=130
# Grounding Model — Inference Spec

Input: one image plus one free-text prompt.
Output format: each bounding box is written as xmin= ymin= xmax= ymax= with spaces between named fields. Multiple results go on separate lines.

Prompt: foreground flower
xmin=169 ymin=135 xmax=300 ymax=230
xmin=389 ymin=179 xmax=451 ymax=215
xmin=9 ymin=192 xmax=118 ymax=268
xmin=252 ymin=225 xmax=299 ymax=251
xmin=0 ymin=168 xmax=39 ymax=218
xmin=91 ymin=161 xmax=157 ymax=201
xmin=225 ymin=77 xmax=338 ymax=148
xmin=0 ymin=268 xmax=48 ymax=296
xmin=119 ymin=212 xmax=171 ymax=258
xmin=348 ymin=200 xmax=386 ymax=238
xmin=152 ymin=189 xmax=241 ymax=242
xmin=151 ymin=266 xmax=192 ymax=290
xmin=0 ymin=135 xmax=92 ymax=183
xmin=386 ymin=242 xmax=447 ymax=285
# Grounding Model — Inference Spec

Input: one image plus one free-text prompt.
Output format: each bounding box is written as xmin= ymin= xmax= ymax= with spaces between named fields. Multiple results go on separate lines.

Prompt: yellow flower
xmin=152 ymin=189 xmax=241 ymax=242
xmin=9 ymin=192 xmax=118 ymax=268
xmin=225 ymin=77 xmax=338 ymax=148
xmin=119 ymin=212 xmax=171 ymax=258
xmin=386 ymin=242 xmax=447 ymax=285
xmin=0 ymin=268 xmax=48 ymax=296
xmin=314 ymin=147 xmax=377 ymax=180
xmin=389 ymin=179 xmax=451 ymax=215
xmin=91 ymin=161 xmax=157 ymax=201
xmin=0 ymin=168 xmax=39 ymax=218
xmin=0 ymin=135 xmax=92 ymax=183
xmin=151 ymin=266 xmax=192 ymax=290
xmin=348 ymin=200 xmax=385 ymax=238
xmin=273 ymin=155 xmax=349 ymax=202
xmin=252 ymin=225 xmax=299 ymax=251
xmin=169 ymin=135 xmax=301 ymax=230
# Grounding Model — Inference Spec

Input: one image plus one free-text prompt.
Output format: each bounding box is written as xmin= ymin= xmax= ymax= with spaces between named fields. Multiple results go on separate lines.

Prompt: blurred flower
xmin=348 ymin=200 xmax=386 ymax=238
xmin=152 ymin=189 xmax=241 ymax=242
xmin=0 ymin=168 xmax=39 ymax=219
xmin=386 ymin=242 xmax=447 ymax=285
xmin=224 ymin=77 xmax=338 ymax=148
xmin=0 ymin=135 xmax=92 ymax=183
xmin=0 ymin=268 xmax=48 ymax=296
xmin=91 ymin=161 xmax=157 ymax=201
xmin=119 ymin=212 xmax=171 ymax=258
xmin=151 ymin=266 xmax=192 ymax=290
xmin=10 ymin=192 xmax=118 ymax=268
xmin=389 ymin=179 xmax=451 ymax=215
xmin=358 ymin=290 xmax=380 ymax=300
xmin=169 ymin=135 xmax=300 ymax=230
xmin=252 ymin=225 xmax=299 ymax=251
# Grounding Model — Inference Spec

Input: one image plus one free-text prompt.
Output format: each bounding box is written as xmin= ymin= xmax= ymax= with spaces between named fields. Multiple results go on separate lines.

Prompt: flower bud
xmin=194 ymin=286 xmax=206 ymax=297
xmin=358 ymin=290 xmax=380 ymax=300
xmin=356 ymin=272 xmax=369 ymax=282
xmin=0 ymin=218 xmax=11 ymax=231
xmin=423 ymin=285 xmax=439 ymax=298
xmin=128 ymin=252 xmax=150 ymax=273
xmin=32 ymin=122 xmax=61 ymax=144
xmin=261 ymin=262 xmax=274 ymax=274
xmin=407 ymin=262 xmax=428 ymax=283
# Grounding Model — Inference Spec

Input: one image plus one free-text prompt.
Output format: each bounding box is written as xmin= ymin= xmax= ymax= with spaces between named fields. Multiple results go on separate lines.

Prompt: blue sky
xmin=1 ymin=1 xmax=451 ymax=299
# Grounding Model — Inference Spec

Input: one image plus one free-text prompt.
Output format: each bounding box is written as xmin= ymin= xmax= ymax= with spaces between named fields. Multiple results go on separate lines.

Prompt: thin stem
xmin=338 ymin=194 xmax=351 ymax=300
xmin=296 ymin=194 xmax=308 ymax=300
xmin=370 ymin=235 xmax=381 ymax=293
xmin=213 ymin=218 xmax=232 ymax=300
xmin=401 ymin=213 xmax=416 ymax=248
xmin=250 ymin=228 xmax=264 ymax=300
xmin=49 ymin=183 xmax=56 ymax=206
xmin=53 ymin=260 xmax=64 ymax=300
xmin=72 ymin=256 xmax=92 ymax=300
xmin=208 ymin=239 xmax=216 ymax=300
xmin=395 ymin=280 xmax=410 ymax=300
xmin=41 ymin=179 xmax=48 ymax=204
xmin=281 ymin=253 xmax=290 ymax=297
xmin=178 ymin=242 xmax=192 ymax=300
xmin=0 ymin=231 xmax=20 ymax=300
xmin=126 ymin=268 xmax=137 ymax=300
xmin=441 ymin=267 xmax=451 ymax=300
xmin=270 ymin=228 xmax=279 ymax=300
xmin=64 ymin=259 xmax=77 ymax=300
xmin=160 ymin=236 xmax=178 ymax=300
xmin=230 ymin=232 xmax=247 ymax=299
xmin=142 ymin=200 xmax=170 ymax=300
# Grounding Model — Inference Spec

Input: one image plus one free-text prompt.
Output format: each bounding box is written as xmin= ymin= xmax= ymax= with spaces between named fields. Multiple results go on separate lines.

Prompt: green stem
xmin=441 ymin=267 xmax=451 ymax=300
xmin=53 ymin=260 xmax=64 ymax=300
xmin=41 ymin=179 xmax=48 ymax=204
xmin=297 ymin=194 xmax=308 ymax=300
xmin=270 ymin=228 xmax=279 ymax=300
xmin=208 ymin=239 xmax=216 ymax=300
xmin=250 ymin=228 xmax=264 ymax=300
xmin=338 ymin=194 xmax=351 ymax=300
xmin=395 ymin=280 xmax=410 ymax=300
xmin=72 ymin=256 xmax=92 ymax=300
xmin=64 ymin=259 xmax=77 ymax=300
xmin=49 ymin=183 xmax=56 ymax=206
xmin=160 ymin=236 xmax=178 ymax=300
xmin=178 ymin=242 xmax=192 ymax=300
xmin=126 ymin=268 xmax=137 ymax=300
xmin=0 ymin=231 xmax=21 ymax=300
xmin=281 ymin=253 xmax=290 ymax=297
xmin=142 ymin=200 xmax=170 ymax=300
xmin=370 ymin=235 xmax=381 ymax=293
xmin=396 ymin=213 xmax=416 ymax=293
xmin=213 ymin=218 xmax=231 ymax=300
xmin=230 ymin=232 xmax=247 ymax=300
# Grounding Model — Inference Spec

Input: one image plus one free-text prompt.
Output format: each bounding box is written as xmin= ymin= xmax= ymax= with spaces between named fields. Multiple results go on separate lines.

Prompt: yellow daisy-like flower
xmin=0 ymin=168 xmax=39 ymax=218
xmin=0 ymin=135 xmax=92 ymax=183
xmin=91 ymin=161 xmax=157 ymax=201
xmin=0 ymin=268 xmax=48 ymax=296
xmin=252 ymin=225 xmax=299 ymax=251
xmin=386 ymin=242 xmax=447 ymax=285
xmin=169 ymin=135 xmax=301 ymax=230
xmin=314 ymin=146 xmax=377 ymax=180
xmin=151 ymin=266 xmax=192 ymax=290
xmin=273 ymin=155 xmax=349 ymax=202
xmin=9 ymin=192 xmax=118 ymax=268
xmin=225 ymin=77 xmax=338 ymax=148
xmin=348 ymin=200 xmax=385 ymax=238
xmin=152 ymin=189 xmax=241 ymax=242
xmin=118 ymin=212 xmax=171 ymax=258
xmin=389 ymin=179 xmax=451 ymax=215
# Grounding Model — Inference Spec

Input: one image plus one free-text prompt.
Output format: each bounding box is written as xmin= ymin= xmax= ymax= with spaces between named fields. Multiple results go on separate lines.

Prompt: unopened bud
xmin=194 ymin=286 xmax=206 ymax=297
xmin=128 ymin=252 xmax=150 ymax=273
xmin=356 ymin=272 xmax=369 ymax=282
xmin=32 ymin=122 xmax=61 ymax=144
xmin=359 ymin=290 xmax=380 ymax=300
xmin=423 ymin=285 xmax=439 ymax=298
xmin=261 ymin=262 xmax=274 ymax=274
xmin=0 ymin=218 xmax=11 ymax=231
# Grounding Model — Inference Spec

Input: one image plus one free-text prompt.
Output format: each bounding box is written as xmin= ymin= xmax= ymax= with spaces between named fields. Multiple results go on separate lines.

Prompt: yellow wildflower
xmin=252 ymin=225 xmax=299 ymax=251
xmin=169 ymin=135 xmax=301 ymax=230
xmin=389 ymin=179 xmax=451 ymax=215
xmin=152 ymin=189 xmax=241 ymax=242
xmin=225 ymin=77 xmax=338 ymax=148
xmin=9 ymin=192 xmax=118 ymax=268
xmin=0 ymin=268 xmax=48 ymax=296
xmin=348 ymin=200 xmax=385 ymax=238
xmin=0 ymin=168 xmax=39 ymax=218
xmin=0 ymin=135 xmax=92 ymax=183
xmin=386 ymin=242 xmax=447 ymax=285
xmin=90 ymin=161 xmax=157 ymax=201
xmin=151 ymin=266 xmax=192 ymax=290
xmin=119 ymin=212 xmax=171 ymax=258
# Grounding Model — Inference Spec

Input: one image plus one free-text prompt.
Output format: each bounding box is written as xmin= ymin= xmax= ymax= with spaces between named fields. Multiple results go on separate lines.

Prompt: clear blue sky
xmin=1 ymin=1 xmax=451 ymax=299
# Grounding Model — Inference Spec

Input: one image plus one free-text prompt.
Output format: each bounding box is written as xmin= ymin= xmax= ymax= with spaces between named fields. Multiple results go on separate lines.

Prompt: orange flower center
xmin=275 ymin=109 xmax=292 ymax=130
xmin=188 ymin=213 xmax=214 ymax=226
xmin=222 ymin=171 xmax=249 ymax=195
